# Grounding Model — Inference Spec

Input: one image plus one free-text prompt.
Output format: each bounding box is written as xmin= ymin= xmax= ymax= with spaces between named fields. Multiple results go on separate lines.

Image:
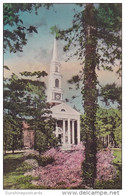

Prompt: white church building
xmin=47 ymin=38 xmax=81 ymax=150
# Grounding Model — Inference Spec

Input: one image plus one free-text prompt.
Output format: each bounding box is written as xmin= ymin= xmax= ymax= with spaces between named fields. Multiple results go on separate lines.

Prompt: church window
xmin=55 ymin=66 xmax=59 ymax=72
xmin=55 ymin=79 xmax=59 ymax=88
xmin=61 ymin=109 xmax=66 ymax=112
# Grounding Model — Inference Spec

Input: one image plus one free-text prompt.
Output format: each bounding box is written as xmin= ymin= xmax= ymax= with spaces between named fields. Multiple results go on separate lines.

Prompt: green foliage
xmin=67 ymin=75 xmax=81 ymax=90
xmin=96 ymin=4 xmax=122 ymax=72
xmin=35 ymin=130 xmax=47 ymax=154
xmin=3 ymin=115 xmax=23 ymax=153
xmin=4 ymin=65 xmax=10 ymax=70
xmin=100 ymin=83 xmax=122 ymax=109
xmin=3 ymin=70 xmax=57 ymax=153
xmin=81 ymin=108 xmax=122 ymax=149
xmin=113 ymin=149 xmax=121 ymax=165
xmin=26 ymin=153 xmax=54 ymax=167
xmin=96 ymin=108 xmax=121 ymax=147
xmin=68 ymin=75 xmax=79 ymax=84
xmin=34 ymin=117 xmax=58 ymax=154
xmin=20 ymin=70 xmax=48 ymax=78
xmin=95 ymin=178 xmax=121 ymax=189
xmin=97 ymin=4 xmax=122 ymax=32
xmin=50 ymin=25 xmax=61 ymax=38
xmin=114 ymin=125 xmax=121 ymax=147
xmin=3 ymin=3 xmax=52 ymax=53
xmin=57 ymin=3 xmax=121 ymax=69
xmin=80 ymin=4 xmax=98 ymax=188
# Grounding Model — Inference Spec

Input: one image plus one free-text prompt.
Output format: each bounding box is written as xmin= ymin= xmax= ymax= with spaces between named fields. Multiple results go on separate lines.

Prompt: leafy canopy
xmin=3 ymin=3 xmax=52 ymax=53
xmin=3 ymin=69 xmax=58 ymax=153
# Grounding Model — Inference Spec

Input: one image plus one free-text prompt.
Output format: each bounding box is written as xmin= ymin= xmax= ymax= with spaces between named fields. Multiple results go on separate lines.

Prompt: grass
xmin=3 ymin=153 xmax=44 ymax=189
xmin=112 ymin=148 xmax=122 ymax=165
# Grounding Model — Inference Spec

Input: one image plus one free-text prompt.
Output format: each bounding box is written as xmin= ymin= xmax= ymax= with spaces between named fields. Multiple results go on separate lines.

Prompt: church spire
xmin=52 ymin=38 xmax=58 ymax=62
xmin=47 ymin=37 xmax=63 ymax=105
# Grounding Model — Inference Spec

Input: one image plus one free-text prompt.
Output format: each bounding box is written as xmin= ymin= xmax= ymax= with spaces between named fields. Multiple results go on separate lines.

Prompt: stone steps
xmin=60 ymin=144 xmax=71 ymax=151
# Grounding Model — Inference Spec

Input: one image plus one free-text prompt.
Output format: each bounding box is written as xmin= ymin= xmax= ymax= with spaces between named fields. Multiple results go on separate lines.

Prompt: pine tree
xmin=55 ymin=3 xmax=122 ymax=187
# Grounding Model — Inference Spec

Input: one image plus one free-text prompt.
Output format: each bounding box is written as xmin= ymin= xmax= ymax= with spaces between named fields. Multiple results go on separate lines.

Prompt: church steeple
xmin=47 ymin=38 xmax=63 ymax=105
xmin=52 ymin=38 xmax=58 ymax=62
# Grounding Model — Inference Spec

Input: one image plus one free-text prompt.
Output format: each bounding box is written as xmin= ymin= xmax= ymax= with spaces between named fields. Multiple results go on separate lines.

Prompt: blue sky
xmin=4 ymin=3 xmax=121 ymax=113
xmin=5 ymin=4 xmax=82 ymax=60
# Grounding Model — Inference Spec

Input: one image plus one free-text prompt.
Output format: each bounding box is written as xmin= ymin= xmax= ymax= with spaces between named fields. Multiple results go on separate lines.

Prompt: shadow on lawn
xmin=3 ymin=153 xmax=24 ymax=175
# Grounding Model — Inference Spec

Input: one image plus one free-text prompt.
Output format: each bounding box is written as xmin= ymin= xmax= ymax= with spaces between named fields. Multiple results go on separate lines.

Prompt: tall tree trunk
xmin=107 ymin=134 xmax=110 ymax=148
xmin=82 ymin=4 xmax=98 ymax=188
xmin=4 ymin=138 xmax=7 ymax=155
xmin=12 ymin=135 xmax=15 ymax=154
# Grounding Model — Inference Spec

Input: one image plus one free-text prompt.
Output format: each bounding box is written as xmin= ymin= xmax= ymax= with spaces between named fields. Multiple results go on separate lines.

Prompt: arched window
xmin=55 ymin=66 xmax=59 ymax=72
xmin=61 ymin=109 xmax=66 ymax=112
xmin=55 ymin=79 xmax=59 ymax=88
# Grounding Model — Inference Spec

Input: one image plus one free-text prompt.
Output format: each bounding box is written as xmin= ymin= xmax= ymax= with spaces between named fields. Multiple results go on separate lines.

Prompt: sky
xmin=4 ymin=3 xmax=121 ymax=113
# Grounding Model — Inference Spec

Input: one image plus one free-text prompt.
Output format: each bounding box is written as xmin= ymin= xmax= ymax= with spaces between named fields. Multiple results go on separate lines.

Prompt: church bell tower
xmin=47 ymin=38 xmax=63 ymax=105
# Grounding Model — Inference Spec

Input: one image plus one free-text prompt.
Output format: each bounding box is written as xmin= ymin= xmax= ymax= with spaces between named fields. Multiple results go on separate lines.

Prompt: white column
xmin=77 ymin=119 xmax=80 ymax=144
xmin=63 ymin=120 xmax=66 ymax=145
xmin=72 ymin=121 xmax=75 ymax=144
xmin=68 ymin=118 xmax=71 ymax=144
xmin=55 ymin=126 xmax=58 ymax=137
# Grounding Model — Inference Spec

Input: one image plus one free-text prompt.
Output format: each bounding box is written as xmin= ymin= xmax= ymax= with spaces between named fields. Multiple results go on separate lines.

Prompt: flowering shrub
xmin=96 ymin=149 xmax=116 ymax=180
xmin=26 ymin=144 xmax=116 ymax=188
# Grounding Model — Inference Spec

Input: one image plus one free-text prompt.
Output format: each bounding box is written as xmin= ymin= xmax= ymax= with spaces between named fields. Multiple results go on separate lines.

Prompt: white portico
xmin=47 ymin=38 xmax=81 ymax=149
xmin=51 ymin=103 xmax=81 ymax=149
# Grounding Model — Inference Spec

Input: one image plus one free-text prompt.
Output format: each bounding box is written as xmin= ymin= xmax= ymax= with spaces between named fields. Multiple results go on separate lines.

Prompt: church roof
xmin=50 ymin=102 xmax=81 ymax=116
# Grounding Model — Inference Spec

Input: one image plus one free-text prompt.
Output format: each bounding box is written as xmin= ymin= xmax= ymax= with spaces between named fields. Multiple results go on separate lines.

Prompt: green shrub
xmin=25 ymin=153 xmax=54 ymax=166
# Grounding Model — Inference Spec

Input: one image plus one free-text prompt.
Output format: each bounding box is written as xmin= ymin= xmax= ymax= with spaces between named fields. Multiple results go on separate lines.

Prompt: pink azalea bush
xmin=96 ymin=149 xmax=116 ymax=181
xmin=28 ymin=143 xmax=116 ymax=188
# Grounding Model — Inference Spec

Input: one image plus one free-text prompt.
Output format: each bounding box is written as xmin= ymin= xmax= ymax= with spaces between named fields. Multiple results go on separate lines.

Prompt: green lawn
xmin=112 ymin=148 xmax=122 ymax=165
xmin=3 ymin=153 xmax=40 ymax=189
